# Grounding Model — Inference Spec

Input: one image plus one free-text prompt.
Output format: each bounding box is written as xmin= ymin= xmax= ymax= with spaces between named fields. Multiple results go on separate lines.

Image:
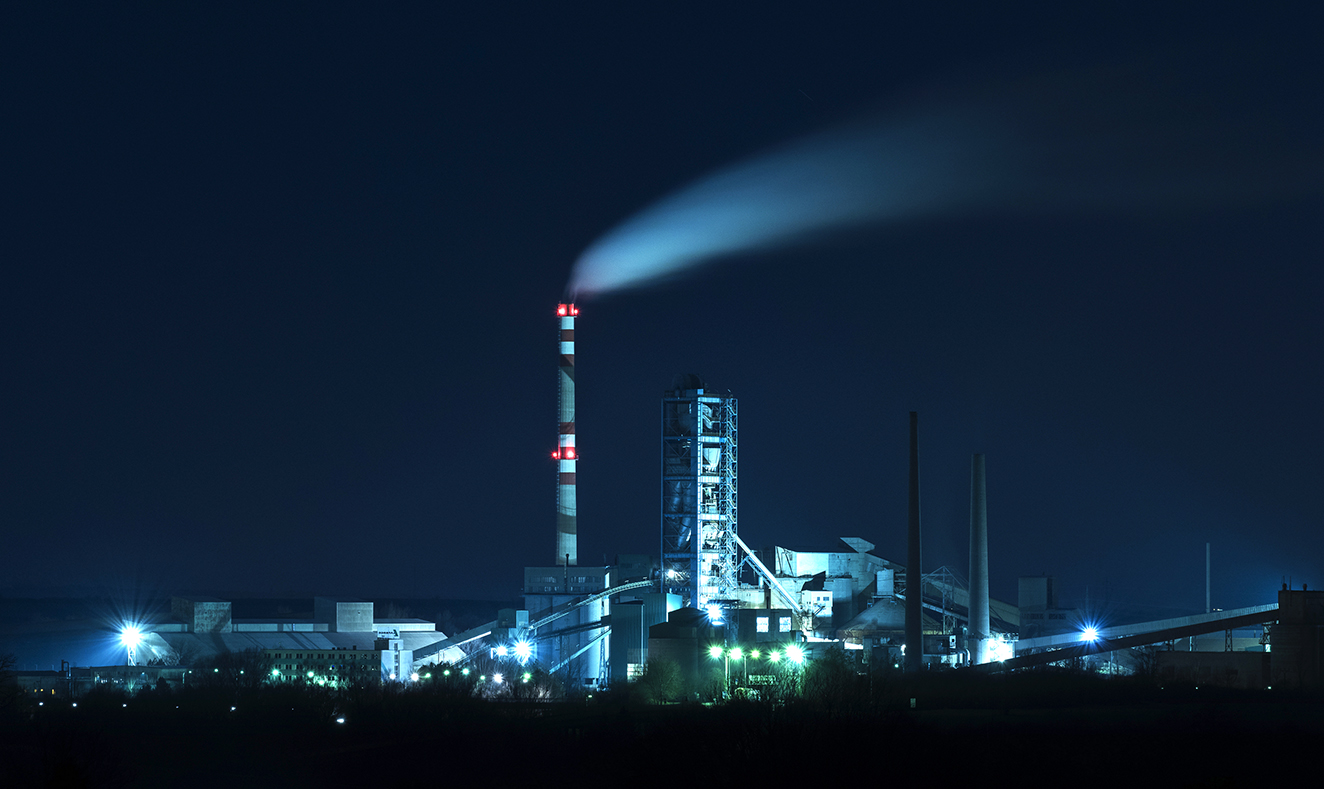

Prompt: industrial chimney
xmin=555 ymin=303 xmax=578 ymax=566
xmin=968 ymin=453 xmax=990 ymax=664
xmin=905 ymin=411 xmax=922 ymax=673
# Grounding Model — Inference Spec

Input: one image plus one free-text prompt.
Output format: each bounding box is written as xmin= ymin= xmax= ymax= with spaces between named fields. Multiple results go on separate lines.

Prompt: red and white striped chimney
xmin=555 ymin=303 xmax=578 ymax=566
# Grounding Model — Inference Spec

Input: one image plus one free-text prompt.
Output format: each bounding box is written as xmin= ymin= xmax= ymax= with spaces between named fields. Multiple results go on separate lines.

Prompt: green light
xmin=769 ymin=651 xmax=781 ymax=662
xmin=307 ymin=671 xmax=314 ymax=678
xmin=271 ymin=668 xmax=280 ymax=676
xmin=709 ymin=645 xmax=724 ymax=659
xmin=522 ymin=672 xmax=531 ymax=683
xmin=750 ymin=650 xmax=760 ymax=659
xmin=443 ymin=669 xmax=451 ymax=676
xmin=461 ymin=668 xmax=470 ymax=676
xmin=729 ymin=647 xmax=743 ymax=660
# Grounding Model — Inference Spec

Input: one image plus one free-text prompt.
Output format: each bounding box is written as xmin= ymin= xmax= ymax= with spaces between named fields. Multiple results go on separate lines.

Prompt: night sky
xmin=4 ymin=5 xmax=1321 ymax=620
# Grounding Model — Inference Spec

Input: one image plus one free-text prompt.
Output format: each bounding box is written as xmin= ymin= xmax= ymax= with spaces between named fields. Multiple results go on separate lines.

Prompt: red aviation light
xmin=563 ymin=447 xmax=576 ymax=459
xmin=557 ymin=304 xmax=568 ymax=316
xmin=552 ymin=450 xmax=560 ymax=460
xmin=568 ymin=304 xmax=578 ymax=316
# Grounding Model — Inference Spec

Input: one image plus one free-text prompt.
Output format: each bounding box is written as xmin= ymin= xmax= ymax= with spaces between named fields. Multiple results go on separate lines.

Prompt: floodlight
xmin=786 ymin=645 xmax=805 ymax=665
xmin=514 ymin=640 xmax=533 ymax=662
xmin=729 ymin=647 xmax=743 ymax=660
xmin=709 ymin=645 xmax=724 ymax=659
xmin=493 ymin=672 xmax=504 ymax=684
xmin=496 ymin=645 xmax=509 ymax=657
xmin=120 ymin=625 xmax=143 ymax=666
xmin=1082 ymin=627 xmax=1099 ymax=642
xmin=706 ymin=604 xmax=724 ymax=623
xmin=769 ymin=651 xmax=781 ymax=663
xmin=410 ymin=672 xmax=419 ymax=682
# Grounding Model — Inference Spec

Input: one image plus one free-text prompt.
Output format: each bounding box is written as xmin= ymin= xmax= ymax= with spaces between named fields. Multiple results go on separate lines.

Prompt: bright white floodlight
xmin=706 ymin=604 xmax=724 ymax=623
xmin=513 ymin=640 xmax=533 ymax=663
xmin=786 ymin=645 xmax=805 ymax=665
xmin=120 ymin=626 xmax=143 ymax=666
xmin=1081 ymin=627 xmax=1099 ymax=643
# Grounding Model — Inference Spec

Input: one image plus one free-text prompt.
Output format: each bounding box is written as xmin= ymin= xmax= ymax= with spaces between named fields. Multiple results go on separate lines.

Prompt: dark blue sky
xmin=3 ymin=4 xmax=1320 ymax=619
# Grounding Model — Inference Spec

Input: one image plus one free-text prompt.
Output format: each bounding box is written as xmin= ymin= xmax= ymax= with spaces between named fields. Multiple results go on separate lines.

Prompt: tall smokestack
xmin=968 ymin=453 xmax=990 ymax=664
xmin=556 ymin=302 xmax=578 ymax=566
xmin=905 ymin=411 xmax=922 ymax=673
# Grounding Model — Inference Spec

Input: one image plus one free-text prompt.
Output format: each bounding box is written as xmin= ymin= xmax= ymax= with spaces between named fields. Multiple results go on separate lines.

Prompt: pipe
xmin=969 ymin=453 xmax=990 ymax=664
xmin=905 ymin=411 xmax=922 ymax=672
xmin=556 ymin=303 xmax=578 ymax=565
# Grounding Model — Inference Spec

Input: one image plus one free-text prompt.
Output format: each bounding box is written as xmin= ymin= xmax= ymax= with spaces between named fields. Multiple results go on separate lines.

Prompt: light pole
xmin=729 ymin=647 xmax=746 ymax=691
xmin=708 ymin=645 xmax=728 ymax=697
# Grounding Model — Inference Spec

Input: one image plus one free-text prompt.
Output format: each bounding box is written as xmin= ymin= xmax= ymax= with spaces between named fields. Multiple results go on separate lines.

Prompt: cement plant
xmin=4 ymin=302 xmax=1323 ymax=785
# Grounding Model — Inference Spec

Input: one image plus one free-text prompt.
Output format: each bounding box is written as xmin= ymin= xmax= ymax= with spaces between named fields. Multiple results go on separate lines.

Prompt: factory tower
xmin=661 ymin=375 xmax=738 ymax=610
xmin=555 ymin=303 xmax=578 ymax=566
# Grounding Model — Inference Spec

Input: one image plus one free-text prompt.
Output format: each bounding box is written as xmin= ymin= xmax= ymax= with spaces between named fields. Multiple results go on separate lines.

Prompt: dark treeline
xmin=3 ymin=651 xmax=1323 ymax=787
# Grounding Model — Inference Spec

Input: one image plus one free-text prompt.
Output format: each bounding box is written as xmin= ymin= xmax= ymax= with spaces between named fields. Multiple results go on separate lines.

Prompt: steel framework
xmin=661 ymin=382 xmax=738 ymax=609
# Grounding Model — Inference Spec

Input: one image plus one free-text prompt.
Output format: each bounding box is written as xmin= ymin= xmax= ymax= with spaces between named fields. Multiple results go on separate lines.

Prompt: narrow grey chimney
xmin=969 ymin=453 xmax=990 ymax=664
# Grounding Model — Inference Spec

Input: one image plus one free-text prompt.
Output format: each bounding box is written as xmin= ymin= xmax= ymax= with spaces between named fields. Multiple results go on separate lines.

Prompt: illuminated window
xmin=779 ymin=617 xmax=792 ymax=633
xmin=756 ymin=617 xmax=769 ymax=633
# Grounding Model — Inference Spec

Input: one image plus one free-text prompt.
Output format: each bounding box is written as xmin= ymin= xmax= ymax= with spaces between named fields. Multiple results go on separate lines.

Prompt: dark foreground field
xmin=3 ymin=673 xmax=1321 ymax=788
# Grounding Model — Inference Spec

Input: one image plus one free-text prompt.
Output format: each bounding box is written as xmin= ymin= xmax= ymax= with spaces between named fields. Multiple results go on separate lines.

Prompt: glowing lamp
xmin=786 ymin=645 xmax=805 ymax=665
xmin=1082 ymin=627 xmax=1099 ymax=643
xmin=514 ymin=640 xmax=533 ymax=662
xmin=557 ymin=304 xmax=568 ymax=316
xmin=709 ymin=645 xmax=724 ymax=659
xmin=563 ymin=447 xmax=576 ymax=459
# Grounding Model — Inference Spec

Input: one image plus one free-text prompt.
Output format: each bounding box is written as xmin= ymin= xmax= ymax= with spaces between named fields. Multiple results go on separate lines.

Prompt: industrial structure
xmin=660 ymin=374 xmax=738 ymax=611
xmin=90 ymin=595 xmax=464 ymax=686
xmin=16 ymin=302 xmax=1319 ymax=699
xmin=555 ymin=302 xmax=578 ymax=567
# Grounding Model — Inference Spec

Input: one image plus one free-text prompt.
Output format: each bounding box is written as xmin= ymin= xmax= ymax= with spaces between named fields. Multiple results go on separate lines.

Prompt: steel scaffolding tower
xmin=661 ymin=376 xmax=738 ymax=610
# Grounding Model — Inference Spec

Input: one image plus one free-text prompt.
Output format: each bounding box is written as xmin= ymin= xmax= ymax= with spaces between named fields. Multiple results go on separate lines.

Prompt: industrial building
xmin=660 ymin=374 xmax=738 ymax=611
xmin=112 ymin=595 xmax=463 ymax=684
xmin=18 ymin=301 xmax=1318 ymax=699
